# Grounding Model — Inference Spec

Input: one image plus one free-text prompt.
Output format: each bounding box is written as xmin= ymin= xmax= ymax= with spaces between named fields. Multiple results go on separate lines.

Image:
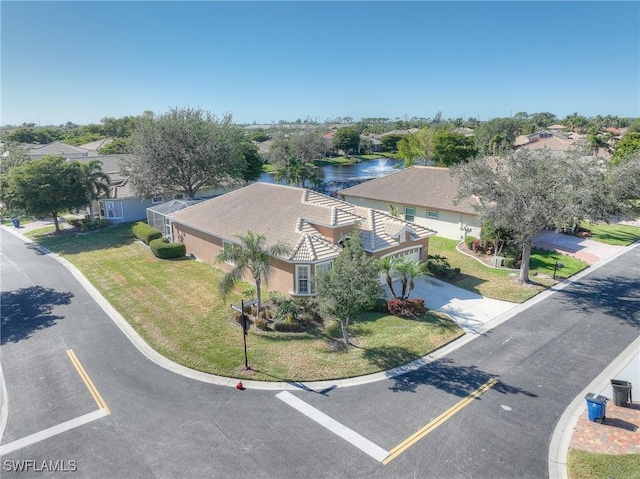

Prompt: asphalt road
xmin=1 ymin=228 xmax=638 ymax=478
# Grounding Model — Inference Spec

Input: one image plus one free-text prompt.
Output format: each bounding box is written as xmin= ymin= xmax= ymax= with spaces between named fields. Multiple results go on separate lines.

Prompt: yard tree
xmin=78 ymin=159 xmax=110 ymax=220
xmin=0 ymin=142 xmax=31 ymax=175
xmin=374 ymin=256 xmax=398 ymax=299
xmin=216 ymin=231 xmax=290 ymax=316
xmin=123 ymin=107 xmax=246 ymax=198
xmin=239 ymin=141 xmax=264 ymax=183
xmin=612 ymin=132 xmax=640 ymax=165
xmin=332 ymin=127 xmax=360 ymax=156
xmin=431 ymin=130 xmax=478 ymax=167
xmin=397 ymin=128 xmax=432 ymax=167
xmin=0 ymin=155 xmax=86 ymax=233
xmin=316 ymin=227 xmax=384 ymax=346
xmin=268 ymin=129 xmax=325 ymax=186
xmin=380 ymin=134 xmax=404 ymax=152
xmin=473 ymin=118 xmax=520 ymax=155
xmin=453 ymin=150 xmax=640 ymax=284
xmin=269 ymin=128 xmax=326 ymax=165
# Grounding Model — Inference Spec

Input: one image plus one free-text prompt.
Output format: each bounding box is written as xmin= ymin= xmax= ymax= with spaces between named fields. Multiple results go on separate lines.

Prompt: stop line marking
xmin=276 ymin=391 xmax=389 ymax=462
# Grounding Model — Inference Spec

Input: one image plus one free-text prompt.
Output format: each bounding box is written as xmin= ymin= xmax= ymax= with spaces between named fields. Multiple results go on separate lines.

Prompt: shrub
xmin=254 ymin=317 xmax=269 ymax=331
xmin=503 ymin=257 xmax=518 ymax=269
xmin=427 ymin=255 xmax=460 ymax=280
xmin=150 ymin=239 xmax=186 ymax=259
xmin=68 ymin=217 xmax=110 ymax=231
xmin=464 ymin=235 xmax=477 ymax=250
xmin=387 ymin=298 xmax=426 ymax=317
xmin=274 ymin=315 xmax=303 ymax=332
xmin=132 ymin=222 xmax=162 ymax=244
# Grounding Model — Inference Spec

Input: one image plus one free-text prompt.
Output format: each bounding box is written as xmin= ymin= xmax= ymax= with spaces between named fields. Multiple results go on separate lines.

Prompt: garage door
xmin=383 ymin=247 xmax=421 ymax=263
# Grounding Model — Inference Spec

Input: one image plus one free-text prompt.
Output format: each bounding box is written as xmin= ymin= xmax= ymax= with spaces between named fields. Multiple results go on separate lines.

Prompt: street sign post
xmin=231 ymin=298 xmax=256 ymax=370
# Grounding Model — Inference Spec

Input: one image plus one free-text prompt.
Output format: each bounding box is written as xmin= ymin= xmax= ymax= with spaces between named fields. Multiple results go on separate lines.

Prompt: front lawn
xmin=581 ymin=222 xmax=640 ymax=246
xmin=28 ymin=225 xmax=463 ymax=381
xmin=428 ymin=236 xmax=588 ymax=303
xmin=568 ymin=449 xmax=640 ymax=479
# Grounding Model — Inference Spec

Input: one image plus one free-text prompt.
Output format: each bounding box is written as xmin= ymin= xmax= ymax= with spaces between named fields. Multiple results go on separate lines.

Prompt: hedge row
xmin=149 ymin=237 xmax=186 ymax=259
xmin=132 ymin=222 xmax=162 ymax=244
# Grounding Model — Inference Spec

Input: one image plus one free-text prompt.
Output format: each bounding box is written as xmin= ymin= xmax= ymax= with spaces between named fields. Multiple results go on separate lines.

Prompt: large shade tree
xmin=453 ymin=150 xmax=640 ymax=284
xmin=316 ymin=227 xmax=384 ymax=346
xmin=0 ymin=155 xmax=87 ymax=233
xmin=122 ymin=107 xmax=246 ymax=198
xmin=216 ymin=231 xmax=291 ymax=315
xmin=268 ymin=129 xmax=325 ymax=186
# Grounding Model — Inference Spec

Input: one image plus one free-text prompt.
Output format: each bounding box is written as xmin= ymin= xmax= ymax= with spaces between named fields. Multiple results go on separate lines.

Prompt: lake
xmin=258 ymin=157 xmax=402 ymax=186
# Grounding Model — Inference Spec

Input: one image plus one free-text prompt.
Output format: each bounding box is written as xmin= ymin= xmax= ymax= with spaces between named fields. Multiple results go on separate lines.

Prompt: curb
xmin=547 ymin=336 xmax=640 ymax=479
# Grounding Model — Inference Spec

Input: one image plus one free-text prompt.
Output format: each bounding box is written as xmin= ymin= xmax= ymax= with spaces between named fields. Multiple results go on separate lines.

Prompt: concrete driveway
xmin=533 ymin=230 xmax=625 ymax=264
xmin=385 ymin=277 xmax=518 ymax=334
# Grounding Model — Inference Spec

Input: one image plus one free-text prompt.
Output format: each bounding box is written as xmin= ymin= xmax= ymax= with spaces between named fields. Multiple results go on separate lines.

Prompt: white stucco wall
xmin=342 ymin=195 xmax=481 ymax=241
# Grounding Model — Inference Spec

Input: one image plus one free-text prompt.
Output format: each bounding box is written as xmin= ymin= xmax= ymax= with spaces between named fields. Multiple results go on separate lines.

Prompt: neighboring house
xmin=79 ymin=138 xmax=114 ymax=155
xmin=514 ymin=130 xmax=578 ymax=153
xmin=169 ymin=182 xmax=435 ymax=297
xmin=26 ymin=141 xmax=89 ymax=159
xmin=73 ymin=154 xmax=155 ymax=223
xmin=340 ymin=166 xmax=481 ymax=241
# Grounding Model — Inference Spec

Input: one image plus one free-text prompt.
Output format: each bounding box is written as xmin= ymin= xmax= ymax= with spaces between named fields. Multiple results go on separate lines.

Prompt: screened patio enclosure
xmin=146 ymin=199 xmax=202 ymax=241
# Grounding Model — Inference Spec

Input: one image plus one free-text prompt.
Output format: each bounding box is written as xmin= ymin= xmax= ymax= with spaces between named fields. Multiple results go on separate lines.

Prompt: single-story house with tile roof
xmin=169 ymin=182 xmax=435 ymax=297
xmin=339 ymin=166 xmax=481 ymax=241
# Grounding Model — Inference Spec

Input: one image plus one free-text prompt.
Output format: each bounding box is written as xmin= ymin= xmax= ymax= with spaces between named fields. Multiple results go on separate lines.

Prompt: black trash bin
xmin=611 ymin=379 xmax=632 ymax=407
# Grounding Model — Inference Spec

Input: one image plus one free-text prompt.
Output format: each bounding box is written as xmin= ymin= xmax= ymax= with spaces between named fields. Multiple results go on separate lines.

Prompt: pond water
xmin=258 ymin=157 xmax=402 ymax=185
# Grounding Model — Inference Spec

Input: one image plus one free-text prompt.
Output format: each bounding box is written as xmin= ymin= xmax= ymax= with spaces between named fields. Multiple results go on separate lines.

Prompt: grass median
xmin=567 ymin=449 xmax=640 ymax=479
xmin=28 ymin=224 xmax=463 ymax=382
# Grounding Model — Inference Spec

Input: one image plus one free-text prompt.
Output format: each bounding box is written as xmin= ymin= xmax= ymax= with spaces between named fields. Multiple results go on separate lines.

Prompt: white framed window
xmin=315 ymin=261 xmax=332 ymax=274
xmin=173 ymin=193 xmax=184 ymax=200
xmin=296 ymin=265 xmax=311 ymax=294
xmin=105 ymin=201 xmax=117 ymax=218
xmin=405 ymin=207 xmax=415 ymax=222
xmin=427 ymin=210 xmax=439 ymax=219
xmin=152 ymin=196 xmax=164 ymax=204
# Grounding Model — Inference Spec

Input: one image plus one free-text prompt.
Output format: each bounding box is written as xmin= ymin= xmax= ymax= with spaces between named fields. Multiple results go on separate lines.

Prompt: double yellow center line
xmin=67 ymin=349 xmax=110 ymax=414
xmin=383 ymin=377 xmax=498 ymax=464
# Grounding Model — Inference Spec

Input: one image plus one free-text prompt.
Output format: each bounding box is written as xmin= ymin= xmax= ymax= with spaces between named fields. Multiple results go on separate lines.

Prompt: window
xmin=315 ymin=261 xmax=332 ymax=274
xmin=405 ymin=207 xmax=415 ymax=222
xmin=427 ymin=211 xmax=439 ymax=219
xmin=173 ymin=193 xmax=184 ymax=200
xmin=105 ymin=201 xmax=117 ymax=218
xmin=152 ymin=196 xmax=164 ymax=204
xmin=296 ymin=265 xmax=310 ymax=294
xmin=222 ymin=241 xmax=236 ymax=265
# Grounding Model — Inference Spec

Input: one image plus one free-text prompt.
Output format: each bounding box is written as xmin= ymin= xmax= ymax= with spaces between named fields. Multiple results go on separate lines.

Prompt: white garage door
xmin=383 ymin=247 xmax=421 ymax=263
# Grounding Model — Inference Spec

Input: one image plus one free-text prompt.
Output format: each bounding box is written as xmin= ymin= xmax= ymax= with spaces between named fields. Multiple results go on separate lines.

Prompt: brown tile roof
xmin=170 ymin=182 xmax=435 ymax=262
xmin=340 ymin=166 xmax=479 ymax=215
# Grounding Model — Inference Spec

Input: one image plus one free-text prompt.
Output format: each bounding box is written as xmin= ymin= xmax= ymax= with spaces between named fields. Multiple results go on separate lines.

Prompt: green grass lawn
xmin=581 ymin=222 xmax=640 ymax=246
xmin=428 ymin=236 xmax=588 ymax=303
xmin=28 ymin=225 xmax=463 ymax=381
xmin=568 ymin=449 xmax=640 ymax=479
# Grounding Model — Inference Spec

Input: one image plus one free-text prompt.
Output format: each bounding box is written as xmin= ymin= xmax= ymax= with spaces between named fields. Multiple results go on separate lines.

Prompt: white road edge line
xmin=0 ymin=409 xmax=108 ymax=456
xmin=276 ymin=391 xmax=389 ymax=462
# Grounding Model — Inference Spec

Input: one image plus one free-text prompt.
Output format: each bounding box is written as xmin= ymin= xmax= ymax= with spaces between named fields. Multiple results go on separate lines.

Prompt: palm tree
xmin=375 ymin=256 xmax=398 ymax=299
xmin=79 ymin=160 xmax=110 ymax=220
xmin=392 ymin=258 xmax=428 ymax=300
xmin=216 ymin=231 xmax=290 ymax=315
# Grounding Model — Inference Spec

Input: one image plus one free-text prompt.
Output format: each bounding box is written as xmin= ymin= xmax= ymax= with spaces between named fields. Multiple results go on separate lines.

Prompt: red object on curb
xmin=236 ymin=381 xmax=244 ymax=390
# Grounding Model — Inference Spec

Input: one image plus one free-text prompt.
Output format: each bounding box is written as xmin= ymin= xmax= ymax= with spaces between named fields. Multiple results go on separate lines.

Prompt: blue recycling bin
xmin=12 ymin=218 xmax=20 ymax=228
xmin=585 ymin=393 xmax=607 ymax=422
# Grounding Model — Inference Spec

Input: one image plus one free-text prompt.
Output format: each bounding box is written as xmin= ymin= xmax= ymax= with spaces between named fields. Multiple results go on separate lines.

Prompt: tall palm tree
xmin=79 ymin=160 xmax=110 ymax=220
xmin=216 ymin=231 xmax=290 ymax=315
xmin=375 ymin=256 xmax=398 ymax=299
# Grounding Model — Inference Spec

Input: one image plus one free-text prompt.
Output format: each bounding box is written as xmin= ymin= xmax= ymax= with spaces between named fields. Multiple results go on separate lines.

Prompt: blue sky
xmin=2 ymin=1 xmax=638 ymax=126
